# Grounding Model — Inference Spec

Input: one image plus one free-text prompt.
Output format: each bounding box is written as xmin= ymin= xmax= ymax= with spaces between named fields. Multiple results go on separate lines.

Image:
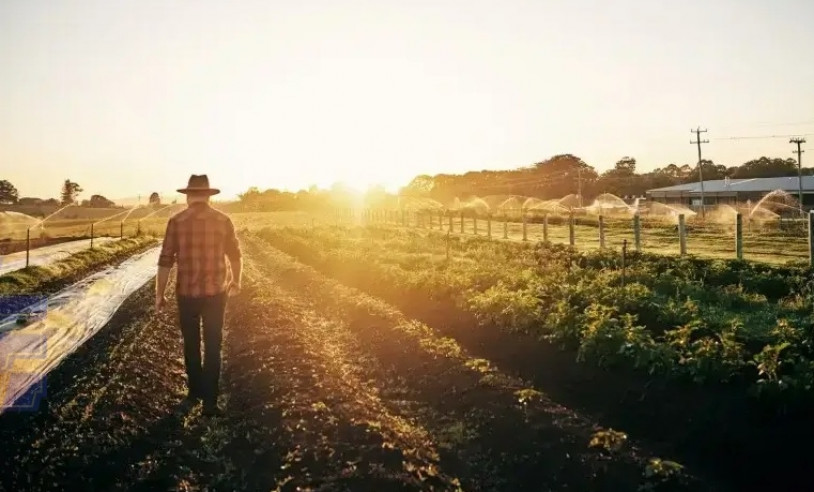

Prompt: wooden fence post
xmin=503 ymin=215 xmax=508 ymax=239
xmin=622 ymin=239 xmax=627 ymax=287
xmin=808 ymin=212 xmax=814 ymax=267
xmin=598 ymin=215 xmax=606 ymax=249
xmin=735 ymin=213 xmax=743 ymax=260
xmin=678 ymin=214 xmax=687 ymax=255
xmin=633 ymin=214 xmax=641 ymax=252
xmin=543 ymin=214 xmax=549 ymax=242
xmin=522 ymin=212 xmax=528 ymax=241
xmin=25 ymin=227 xmax=30 ymax=267
xmin=569 ymin=213 xmax=575 ymax=246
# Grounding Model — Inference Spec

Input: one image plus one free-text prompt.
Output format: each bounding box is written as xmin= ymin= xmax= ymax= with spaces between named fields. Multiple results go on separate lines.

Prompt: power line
xmin=713 ymin=133 xmax=814 ymax=141
xmin=690 ymin=127 xmax=709 ymax=220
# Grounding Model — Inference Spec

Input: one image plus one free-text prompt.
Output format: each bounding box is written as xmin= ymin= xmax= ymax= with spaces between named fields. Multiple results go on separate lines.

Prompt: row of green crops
xmin=256 ymin=226 xmax=814 ymax=404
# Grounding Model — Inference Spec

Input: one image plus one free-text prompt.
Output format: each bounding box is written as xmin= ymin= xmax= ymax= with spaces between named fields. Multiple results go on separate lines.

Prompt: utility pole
xmin=690 ymin=127 xmax=709 ymax=220
xmin=791 ymin=137 xmax=806 ymax=214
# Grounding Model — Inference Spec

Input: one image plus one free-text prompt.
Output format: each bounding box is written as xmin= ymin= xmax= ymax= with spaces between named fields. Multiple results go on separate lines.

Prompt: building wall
xmin=647 ymin=191 xmax=814 ymax=212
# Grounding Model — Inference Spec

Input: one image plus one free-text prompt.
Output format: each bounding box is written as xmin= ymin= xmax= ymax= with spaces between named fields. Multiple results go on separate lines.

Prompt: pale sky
xmin=1 ymin=0 xmax=813 ymax=201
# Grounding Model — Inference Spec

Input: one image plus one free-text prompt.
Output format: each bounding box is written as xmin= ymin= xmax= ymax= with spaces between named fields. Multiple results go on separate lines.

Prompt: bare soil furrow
xmin=223 ymin=238 xmax=462 ymax=491
xmin=242 ymin=235 xmax=708 ymax=491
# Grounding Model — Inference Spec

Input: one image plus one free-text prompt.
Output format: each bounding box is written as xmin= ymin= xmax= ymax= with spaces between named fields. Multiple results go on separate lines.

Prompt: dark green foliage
xmin=260 ymin=226 xmax=814 ymax=405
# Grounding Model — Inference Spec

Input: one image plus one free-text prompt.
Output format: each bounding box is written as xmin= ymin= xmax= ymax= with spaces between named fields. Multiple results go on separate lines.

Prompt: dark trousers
xmin=177 ymin=292 xmax=227 ymax=404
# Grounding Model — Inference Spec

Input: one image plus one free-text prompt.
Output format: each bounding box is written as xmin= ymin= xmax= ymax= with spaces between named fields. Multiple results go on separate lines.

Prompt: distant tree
xmin=613 ymin=156 xmax=636 ymax=175
xmin=0 ymin=179 xmax=19 ymax=204
xmin=87 ymin=194 xmax=115 ymax=208
xmin=148 ymin=192 xmax=161 ymax=207
xmin=43 ymin=198 xmax=60 ymax=207
xmin=731 ymin=157 xmax=798 ymax=179
xmin=60 ymin=179 xmax=82 ymax=205
xmin=238 ymin=187 xmax=262 ymax=211
xmin=17 ymin=197 xmax=43 ymax=206
xmin=597 ymin=157 xmax=640 ymax=197
xmin=399 ymin=175 xmax=435 ymax=197
xmin=683 ymin=159 xmax=728 ymax=182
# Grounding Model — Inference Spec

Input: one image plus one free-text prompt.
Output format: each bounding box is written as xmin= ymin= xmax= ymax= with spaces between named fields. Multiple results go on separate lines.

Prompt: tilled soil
xmin=0 ymin=236 xmax=710 ymax=491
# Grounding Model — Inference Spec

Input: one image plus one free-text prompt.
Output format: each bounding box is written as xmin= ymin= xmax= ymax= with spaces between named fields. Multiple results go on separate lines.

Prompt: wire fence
xmin=4 ymin=205 xmax=810 ymax=269
xmin=0 ymin=207 xmax=182 ymax=260
xmin=351 ymin=208 xmax=813 ymax=267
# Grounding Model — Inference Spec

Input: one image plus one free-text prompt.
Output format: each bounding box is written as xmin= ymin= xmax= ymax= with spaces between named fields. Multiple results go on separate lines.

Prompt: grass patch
xmin=0 ymin=237 xmax=158 ymax=295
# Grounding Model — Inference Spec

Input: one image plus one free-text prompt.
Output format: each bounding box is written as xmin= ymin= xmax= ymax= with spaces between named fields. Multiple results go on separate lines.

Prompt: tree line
xmin=230 ymin=154 xmax=810 ymax=212
xmin=399 ymin=154 xmax=811 ymax=204
xmin=0 ymin=179 xmax=164 ymax=209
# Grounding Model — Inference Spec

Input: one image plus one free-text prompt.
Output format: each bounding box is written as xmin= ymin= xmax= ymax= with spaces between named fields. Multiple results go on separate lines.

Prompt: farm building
xmin=646 ymin=176 xmax=814 ymax=211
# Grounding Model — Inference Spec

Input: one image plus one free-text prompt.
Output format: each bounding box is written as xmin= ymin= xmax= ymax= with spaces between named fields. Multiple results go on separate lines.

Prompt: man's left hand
xmin=227 ymin=281 xmax=241 ymax=297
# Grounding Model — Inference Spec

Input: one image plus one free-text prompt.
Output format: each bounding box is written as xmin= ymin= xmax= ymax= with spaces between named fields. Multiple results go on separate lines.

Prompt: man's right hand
xmin=155 ymin=294 xmax=167 ymax=311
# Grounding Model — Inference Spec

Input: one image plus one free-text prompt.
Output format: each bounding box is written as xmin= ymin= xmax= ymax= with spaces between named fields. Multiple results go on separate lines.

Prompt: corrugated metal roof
xmin=648 ymin=176 xmax=814 ymax=194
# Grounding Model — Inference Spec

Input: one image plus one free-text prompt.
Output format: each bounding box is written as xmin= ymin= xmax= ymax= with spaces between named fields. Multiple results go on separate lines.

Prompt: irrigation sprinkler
xmin=522 ymin=212 xmax=528 ymax=241
xmin=460 ymin=211 xmax=464 ymax=234
xmin=503 ymin=214 xmax=508 ymax=239
xmin=90 ymin=223 xmax=94 ymax=250
xmin=633 ymin=214 xmax=642 ymax=252
xmin=448 ymin=212 xmax=453 ymax=232
xmin=137 ymin=220 xmax=141 ymax=236
xmin=487 ymin=214 xmax=492 ymax=240
xmin=569 ymin=213 xmax=575 ymax=246
xmin=473 ymin=215 xmax=478 ymax=235
xmin=120 ymin=221 xmax=124 ymax=239
xmin=598 ymin=215 xmax=606 ymax=249
xmin=678 ymin=214 xmax=687 ymax=255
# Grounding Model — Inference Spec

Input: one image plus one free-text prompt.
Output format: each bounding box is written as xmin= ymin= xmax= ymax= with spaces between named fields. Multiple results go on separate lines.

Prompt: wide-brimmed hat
xmin=177 ymin=174 xmax=220 ymax=195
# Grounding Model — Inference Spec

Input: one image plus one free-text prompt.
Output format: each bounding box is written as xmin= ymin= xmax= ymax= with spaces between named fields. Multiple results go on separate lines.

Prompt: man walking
xmin=155 ymin=174 xmax=242 ymax=416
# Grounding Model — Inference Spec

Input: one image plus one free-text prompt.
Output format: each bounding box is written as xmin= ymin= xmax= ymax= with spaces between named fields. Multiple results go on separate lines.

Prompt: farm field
xmin=1 ymin=211 xmax=813 ymax=491
xmin=258 ymin=223 xmax=814 ymax=490
xmin=0 ymin=237 xmax=117 ymax=275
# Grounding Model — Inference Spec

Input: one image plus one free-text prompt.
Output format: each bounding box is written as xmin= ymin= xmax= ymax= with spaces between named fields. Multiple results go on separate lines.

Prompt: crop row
xmin=258 ymin=226 xmax=814 ymax=406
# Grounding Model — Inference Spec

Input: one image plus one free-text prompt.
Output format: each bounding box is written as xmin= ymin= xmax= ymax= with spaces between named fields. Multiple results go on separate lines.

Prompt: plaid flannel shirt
xmin=157 ymin=203 xmax=241 ymax=298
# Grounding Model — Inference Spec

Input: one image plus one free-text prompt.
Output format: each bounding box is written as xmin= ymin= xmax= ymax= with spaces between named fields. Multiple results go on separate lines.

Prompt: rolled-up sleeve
xmin=157 ymin=218 xmax=178 ymax=268
xmin=224 ymin=217 xmax=241 ymax=263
